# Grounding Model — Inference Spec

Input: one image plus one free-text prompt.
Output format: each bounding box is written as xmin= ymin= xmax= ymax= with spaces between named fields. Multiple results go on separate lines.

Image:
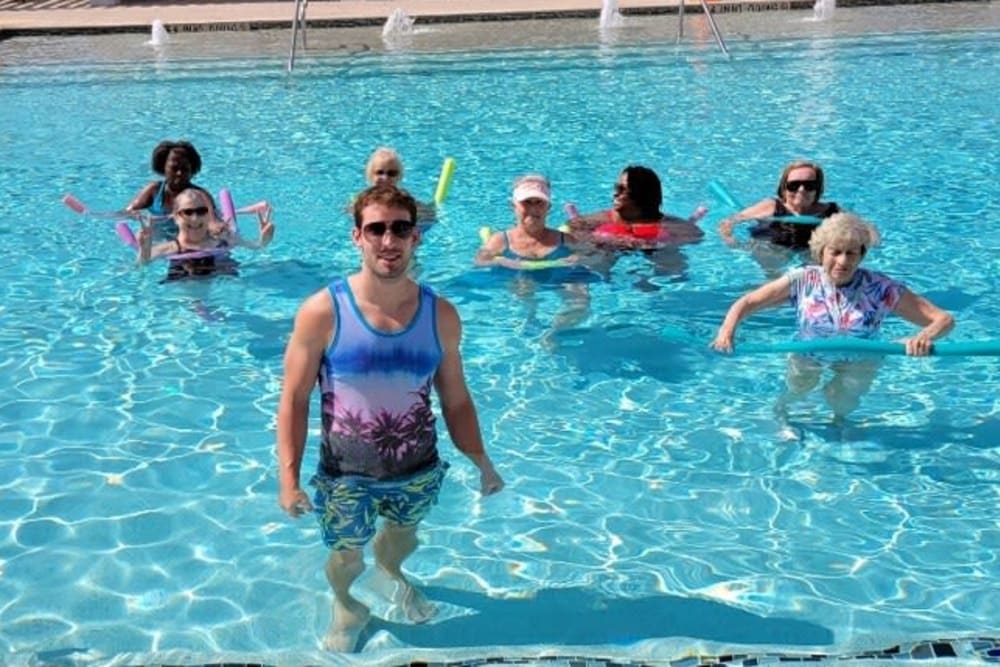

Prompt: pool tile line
xmin=34 ymin=636 xmax=1000 ymax=667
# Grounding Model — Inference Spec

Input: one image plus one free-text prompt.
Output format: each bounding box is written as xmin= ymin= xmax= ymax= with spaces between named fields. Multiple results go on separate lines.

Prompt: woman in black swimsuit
xmin=718 ymin=160 xmax=840 ymax=250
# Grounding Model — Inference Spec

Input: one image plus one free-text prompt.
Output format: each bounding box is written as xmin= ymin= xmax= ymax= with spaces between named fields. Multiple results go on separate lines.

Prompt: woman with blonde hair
xmin=363 ymin=147 xmax=436 ymax=227
xmin=711 ymin=213 xmax=954 ymax=419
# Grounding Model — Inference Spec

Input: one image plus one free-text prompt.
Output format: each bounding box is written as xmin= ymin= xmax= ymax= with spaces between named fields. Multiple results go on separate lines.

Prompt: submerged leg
xmin=373 ymin=520 xmax=436 ymax=623
xmin=824 ymin=360 xmax=881 ymax=420
xmin=322 ymin=548 xmax=370 ymax=652
xmin=775 ymin=354 xmax=822 ymax=418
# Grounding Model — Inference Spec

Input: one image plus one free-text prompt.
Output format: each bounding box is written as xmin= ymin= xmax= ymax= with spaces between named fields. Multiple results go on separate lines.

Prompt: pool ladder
xmin=286 ymin=0 xmax=729 ymax=71
xmin=287 ymin=0 xmax=308 ymax=72
xmin=678 ymin=0 xmax=730 ymax=56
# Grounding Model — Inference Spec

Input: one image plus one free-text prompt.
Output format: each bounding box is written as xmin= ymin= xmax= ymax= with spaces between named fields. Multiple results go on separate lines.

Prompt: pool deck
xmin=0 ymin=0 xmax=975 ymax=36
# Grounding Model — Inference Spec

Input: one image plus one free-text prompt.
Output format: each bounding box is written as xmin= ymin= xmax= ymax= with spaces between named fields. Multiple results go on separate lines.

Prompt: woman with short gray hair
xmin=711 ymin=212 xmax=954 ymax=420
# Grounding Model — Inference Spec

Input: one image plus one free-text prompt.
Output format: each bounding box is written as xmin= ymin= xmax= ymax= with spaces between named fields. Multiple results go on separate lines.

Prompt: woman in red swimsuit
xmin=567 ymin=165 xmax=704 ymax=280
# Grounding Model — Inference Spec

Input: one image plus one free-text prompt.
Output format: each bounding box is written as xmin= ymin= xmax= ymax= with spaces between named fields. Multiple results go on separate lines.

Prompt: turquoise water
xmin=1 ymin=16 xmax=999 ymax=665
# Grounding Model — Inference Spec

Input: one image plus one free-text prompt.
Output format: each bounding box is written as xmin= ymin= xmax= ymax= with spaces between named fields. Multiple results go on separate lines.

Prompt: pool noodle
xmin=63 ymin=193 xmax=88 ymax=214
xmin=564 ymin=203 xmax=580 ymax=219
xmin=735 ymin=339 xmax=1000 ymax=357
xmin=237 ymin=201 xmax=269 ymax=214
xmin=63 ymin=193 xmax=134 ymax=219
xmin=478 ymin=225 xmax=573 ymax=271
xmin=219 ymin=188 xmax=237 ymax=232
xmin=708 ymin=180 xmax=821 ymax=226
xmin=116 ymin=221 xmax=138 ymax=248
xmin=434 ymin=157 xmax=456 ymax=206
xmin=661 ymin=325 xmax=1000 ymax=357
xmin=116 ymin=220 xmax=228 ymax=260
xmin=708 ymin=180 xmax=742 ymax=210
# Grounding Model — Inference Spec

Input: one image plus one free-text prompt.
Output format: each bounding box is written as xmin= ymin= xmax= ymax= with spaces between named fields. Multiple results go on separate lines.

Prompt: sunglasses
xmin=613 ymin=184 xmax=630 ymax=196
xmin=785 ymin=180 xmax=818 ymax=193
xmin=362 ymin=219 xmax=416 ymax=240
xmin=177 ymin=206 xmax=209 ymax=217
xmin=375 ymin=169 xmax=400 ymax=177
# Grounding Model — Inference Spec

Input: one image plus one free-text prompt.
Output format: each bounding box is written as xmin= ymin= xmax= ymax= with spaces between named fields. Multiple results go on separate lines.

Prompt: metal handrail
xmin=287 ymin=0 xmax=309 ymax=72
xmin=677 ymin=0 xmax=729 ymax=57
xmin=699 ymin=0 xmax=729 ymax=56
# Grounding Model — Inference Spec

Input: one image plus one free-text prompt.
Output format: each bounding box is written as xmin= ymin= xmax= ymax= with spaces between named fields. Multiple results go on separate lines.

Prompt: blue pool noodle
xmin=708 ymin=179 xmax=822 ymax=226
xmin=661 ymin=326 xmax=1000 ymax=357
xmin=736 ymin=339 xmax=1000 ymax=357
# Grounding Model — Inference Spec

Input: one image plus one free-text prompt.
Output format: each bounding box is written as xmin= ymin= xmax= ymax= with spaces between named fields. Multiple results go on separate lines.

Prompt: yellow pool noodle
xmin=434 ymin=157 xmax=456 ymax=206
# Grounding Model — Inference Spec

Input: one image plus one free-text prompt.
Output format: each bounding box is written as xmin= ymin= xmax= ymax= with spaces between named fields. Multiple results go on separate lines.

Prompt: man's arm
xmin=433 ymin=298 xmax=504 ymax=496
xmin=276 ymin=289 xmax=334 ymax=517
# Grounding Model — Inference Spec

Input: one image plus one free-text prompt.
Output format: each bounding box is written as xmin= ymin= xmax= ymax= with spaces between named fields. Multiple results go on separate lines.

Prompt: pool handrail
xmin=679 ymin=1 xmax=729 ymax=57
xmin=287 ymin=0 xmax=309 ymax=72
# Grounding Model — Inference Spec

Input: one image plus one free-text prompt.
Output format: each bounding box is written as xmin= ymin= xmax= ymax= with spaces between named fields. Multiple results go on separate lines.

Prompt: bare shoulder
xmin=484 ymin=230 xmax=506 ymax=252
xmin=435 ymin=296 xmax=462 ymax=343
xmin=295 ymin=287 xmax=335 ymax=336
xmin=435 ymin=295 xmax=461 ymax=326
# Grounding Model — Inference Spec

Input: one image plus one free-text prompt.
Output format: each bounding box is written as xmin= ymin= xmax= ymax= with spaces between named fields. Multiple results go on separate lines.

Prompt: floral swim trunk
xmin=310 ymin=461 xmax=449 ymax=550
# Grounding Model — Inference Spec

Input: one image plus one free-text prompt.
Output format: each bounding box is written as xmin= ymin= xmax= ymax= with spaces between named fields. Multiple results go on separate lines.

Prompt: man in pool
xmin=276 ymin=184 xmax=504 ymax=652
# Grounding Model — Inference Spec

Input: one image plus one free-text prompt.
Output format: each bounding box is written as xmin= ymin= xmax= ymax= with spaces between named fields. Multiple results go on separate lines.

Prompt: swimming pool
xmin=1 ymin=4 xmax=998 ymax=665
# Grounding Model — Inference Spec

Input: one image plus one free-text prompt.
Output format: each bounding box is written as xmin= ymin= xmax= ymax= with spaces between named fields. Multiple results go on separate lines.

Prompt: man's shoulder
xmin=300 ymin=283 xmax=338 ymax=317
xmin=430 ymin=291 xmax=460 ymax=327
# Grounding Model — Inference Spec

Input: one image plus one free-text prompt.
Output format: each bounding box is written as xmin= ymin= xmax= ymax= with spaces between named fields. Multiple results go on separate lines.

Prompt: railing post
xmin=287 ymin=0 xmax=308 ymax=72
xmin=699 ymin=0 xmax=729 ymax=57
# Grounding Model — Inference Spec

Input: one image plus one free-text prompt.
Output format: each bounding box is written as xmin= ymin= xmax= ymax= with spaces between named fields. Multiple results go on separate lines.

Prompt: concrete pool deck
xmin=0 ymin=0 xmax=988 ymax=36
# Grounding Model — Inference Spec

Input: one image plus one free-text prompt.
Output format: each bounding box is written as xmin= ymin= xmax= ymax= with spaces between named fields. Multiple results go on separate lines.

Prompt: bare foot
xmin=399 ymin=583 xmax=437 ymax=623
xmin=323 ymin=598 xmax=370 ymax=653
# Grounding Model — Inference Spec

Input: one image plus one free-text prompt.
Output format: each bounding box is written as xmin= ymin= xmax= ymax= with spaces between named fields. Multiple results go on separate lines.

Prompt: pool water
xmin=1 ymin=6 xmax=998 ymax=665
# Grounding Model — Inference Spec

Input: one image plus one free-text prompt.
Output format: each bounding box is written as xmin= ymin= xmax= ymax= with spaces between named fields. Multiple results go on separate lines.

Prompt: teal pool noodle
xmin=708 ymin=179 xmax=742 ymax=210
xmin=708 ymin=180 xmax=823 ymax=226
xmin=736 ymin=339 xmax=1000 ymax=357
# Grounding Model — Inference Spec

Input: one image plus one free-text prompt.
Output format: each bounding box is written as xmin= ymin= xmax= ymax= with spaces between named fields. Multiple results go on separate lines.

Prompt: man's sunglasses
xmin=362 ymin=219 xmax=416 ymax=240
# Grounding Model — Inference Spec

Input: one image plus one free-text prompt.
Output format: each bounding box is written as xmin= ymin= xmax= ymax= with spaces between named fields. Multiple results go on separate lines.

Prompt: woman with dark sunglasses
xmin=719 ymin=160 xmax=840 ymax=250
xmin=569 ymin=165 xmax=703 ymax=251
xmin=136 ymin=188 xmax=274 ymax=280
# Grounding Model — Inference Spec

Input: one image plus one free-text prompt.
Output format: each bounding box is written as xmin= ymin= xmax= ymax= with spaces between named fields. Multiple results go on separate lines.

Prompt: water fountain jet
xmin=813 ymin=0 xmax=836 ymax=21
xmin=147 ymin=19 xmax=170 ymax=46
xmin=382 ymin=8 xmax=415 ymax=43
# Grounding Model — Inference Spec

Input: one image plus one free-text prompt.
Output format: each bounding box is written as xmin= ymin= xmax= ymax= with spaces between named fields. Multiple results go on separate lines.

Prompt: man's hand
xmin=279 ymin=486 xmax=313 ymax=518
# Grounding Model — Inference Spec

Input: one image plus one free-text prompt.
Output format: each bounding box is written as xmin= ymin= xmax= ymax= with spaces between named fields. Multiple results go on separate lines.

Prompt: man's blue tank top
xmin=317 ymin=279 xmax=443 ymax=480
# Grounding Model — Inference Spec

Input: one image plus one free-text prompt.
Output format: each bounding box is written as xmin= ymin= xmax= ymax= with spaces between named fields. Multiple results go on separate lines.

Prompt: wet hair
xmin=151 ymin=140 xmax=202 ymax=176
xmin=352 ymin=184 xmax=418 ymax=228
xmin=776 ymin=160 xmax=826 ymax=200
xmin=622 ymin=165 xmax=662 ymax=219
xmin=365 ymin=147 xmax=404 ymax=183
xmin=808 ymin=212 xmax=880 ymax=262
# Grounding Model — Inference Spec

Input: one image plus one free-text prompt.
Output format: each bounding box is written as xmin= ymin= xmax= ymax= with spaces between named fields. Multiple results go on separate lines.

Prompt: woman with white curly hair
xmin=711 ymin=212 xmax=954 ymax=419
